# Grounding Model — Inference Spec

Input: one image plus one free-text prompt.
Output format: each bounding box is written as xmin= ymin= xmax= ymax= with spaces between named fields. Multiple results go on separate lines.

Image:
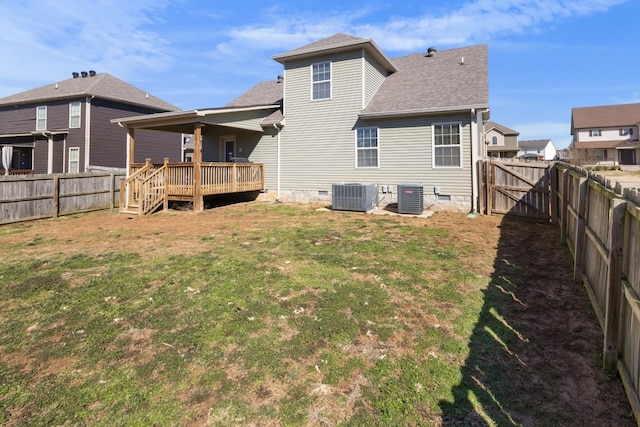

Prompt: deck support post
xmin=163 ymin=157 xmax=169 ymax=212
xmin=193 ymin=124 xmax=203 ymax=212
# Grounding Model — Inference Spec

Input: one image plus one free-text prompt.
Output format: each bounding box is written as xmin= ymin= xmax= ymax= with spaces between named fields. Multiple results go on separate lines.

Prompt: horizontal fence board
xmin=0 ymin=172 xmax=123 ymax=224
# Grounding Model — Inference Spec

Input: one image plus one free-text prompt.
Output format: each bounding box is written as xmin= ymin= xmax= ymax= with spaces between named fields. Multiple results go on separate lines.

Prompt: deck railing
xmin=125 ymin=161 xmax=263 ymax=213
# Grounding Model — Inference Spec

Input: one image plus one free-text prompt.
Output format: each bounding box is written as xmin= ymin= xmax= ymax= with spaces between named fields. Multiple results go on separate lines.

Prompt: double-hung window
xmin=433 ymin=123 xmax=461 ymax=167
xmin=312 ymin=61 xmax=331 ymax=100
xmin=69 ymin=102 xmax=81 ymax=128
xmin=36 ymin=106 xmax=47 ymax=131
xmin=68 ymin=147 xmax=80 ymax=173
xmin=356 ymin=128 xmax=378 ymax=168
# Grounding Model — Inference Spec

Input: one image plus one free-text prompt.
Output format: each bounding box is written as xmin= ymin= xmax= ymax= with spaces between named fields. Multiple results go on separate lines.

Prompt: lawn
xmin=0 ymin=203 xmax=634 ymax=426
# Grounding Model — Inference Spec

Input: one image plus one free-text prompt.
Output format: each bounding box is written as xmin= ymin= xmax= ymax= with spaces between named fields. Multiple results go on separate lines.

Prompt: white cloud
xmin=0 ymin=0 xmax=175 ymax=94
xmin=212 ymin=0 xmax=629 ymax=56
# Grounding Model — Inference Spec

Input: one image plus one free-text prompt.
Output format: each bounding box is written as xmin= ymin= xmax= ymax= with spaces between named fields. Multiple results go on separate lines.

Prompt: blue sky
xmin=0 ymin=0 xmax=637 ymax=148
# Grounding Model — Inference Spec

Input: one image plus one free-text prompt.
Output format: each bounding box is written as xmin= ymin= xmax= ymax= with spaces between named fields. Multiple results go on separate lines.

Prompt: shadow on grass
xmin=439 ymin=216 xmax=635 ymax=426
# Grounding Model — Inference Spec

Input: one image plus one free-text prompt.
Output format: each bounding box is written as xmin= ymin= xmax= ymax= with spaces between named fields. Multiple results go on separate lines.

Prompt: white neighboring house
xmin=518 ymin=139 xmax=557 ymax=161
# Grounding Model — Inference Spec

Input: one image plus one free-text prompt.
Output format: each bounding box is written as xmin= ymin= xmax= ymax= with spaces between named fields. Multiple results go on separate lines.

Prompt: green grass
xmin=0 ymin=204 xmax=593 ymax=426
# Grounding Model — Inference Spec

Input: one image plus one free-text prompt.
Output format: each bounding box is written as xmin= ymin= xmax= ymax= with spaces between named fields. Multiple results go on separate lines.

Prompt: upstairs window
xmin=69 ymin=102 xmax=81 ymax=128
xmin=589 ymin=129 xmax=601 ymax=137
xmin=356 ymin=128 xmax=378 ymax=168
xmin=433 ymin=123 xmax=461 ymax=167
xmin=312 ymin=61 xmax=331 ymax=100
xmin=492 ymin=136 xmax=498 ymax=145
xmin=36 ymin=106 xmax=47 ymax=131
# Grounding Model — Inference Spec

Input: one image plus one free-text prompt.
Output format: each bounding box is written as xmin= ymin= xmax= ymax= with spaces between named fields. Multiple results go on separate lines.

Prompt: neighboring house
xmin=0 ymin=72 xmax=181 ymax=175
xmin=484 ymin=121 xmax=519 ymax=158
xmin=518 ymin=139 xmax=557 ymax=161
xmin=113 ymin=33 xmax=490 ymax=212
xmin=570 ymin=103 xmax=640 ymax=166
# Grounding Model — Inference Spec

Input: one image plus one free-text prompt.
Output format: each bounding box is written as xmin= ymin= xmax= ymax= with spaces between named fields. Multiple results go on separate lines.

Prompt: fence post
xmin=560 ymin=168 xmax=569 ymax=243
xmin=52 ymin=175 xmax=60 ymax=218
xmin=603 ymin=198 xmax=626 ymax=372
xmin=478 ymin=160 xmax=486 ymax=215
xmin=574 ymin=177 xmax=588 ymax=284
xmin=550 ymin=164 xmax=558 ymax=224
xmin=486 ymin=160 xmax=493 ymax=216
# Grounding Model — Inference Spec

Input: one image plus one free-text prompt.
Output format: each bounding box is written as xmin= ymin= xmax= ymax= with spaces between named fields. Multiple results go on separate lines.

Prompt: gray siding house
xmin=114 ymin=34 xmax=490 ymax=212
xmin=485 ymin=121 xmax=520 ymax=158
xmin=0 ymin=72 xmax=181 ymax=175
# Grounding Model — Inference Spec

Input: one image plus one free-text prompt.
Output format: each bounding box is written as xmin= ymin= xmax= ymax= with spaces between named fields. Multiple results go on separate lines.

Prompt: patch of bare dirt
xmin=1 ymin=202 xmax=636 ymax=425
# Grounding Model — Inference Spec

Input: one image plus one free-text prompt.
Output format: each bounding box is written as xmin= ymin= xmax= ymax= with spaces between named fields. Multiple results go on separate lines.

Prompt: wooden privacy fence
xmin=551 ymin=163 xmax=640 ymax=423
xmin=0 ymin=172 xmax=124 ymax=225
xmin=479 ymin=159 xmax=555 ymax=221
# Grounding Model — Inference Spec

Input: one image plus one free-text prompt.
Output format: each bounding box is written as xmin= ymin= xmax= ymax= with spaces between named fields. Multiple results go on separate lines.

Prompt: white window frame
xmin=36 ymin=106 xmax=47 ymax=131
xmin=432 ymin=122 xmax=463 ymax=168
xmin=311 ymin=61 xmax=331 ymax=100
xmin=68 ymin=147 xmax=80 ymax=173
xmin=355 ymin=127 xmax=379 ymax=168
xmin=69 ymin=102 xmax=81 ymax=128
xmin=589 ymin=129 xmax=601 ymax=137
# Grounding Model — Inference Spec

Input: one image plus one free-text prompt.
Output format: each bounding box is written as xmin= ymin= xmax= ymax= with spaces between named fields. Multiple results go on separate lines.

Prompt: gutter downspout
xmin=470 ymin=109 xmax=480 ymax=213
xmin=273 ymin=123 xmax=281 ymax=201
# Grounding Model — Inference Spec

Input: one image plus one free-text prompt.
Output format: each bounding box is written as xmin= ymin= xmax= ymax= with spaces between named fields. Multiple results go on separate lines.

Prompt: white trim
xmin=432 ymin=121 xmax=464 ymax=169
xmin=355 ymin=127 xmax=380 ymax=169
xmin=361 ymin=49 xmax=366 ymax=109
xmin=310 ymin=61 xmax=331 ymax=101
xmin=68 ymin=147 xmax=80 ymax=173
xmin=47 ymin=136 xmax=53 ymax=174
xmin=84 ymin=97 xmax=91 ymax=172
xmin=36 ymin=106 xmax=47 ymax=131
xmin=69 ymin=101 xmax=81 ymax=128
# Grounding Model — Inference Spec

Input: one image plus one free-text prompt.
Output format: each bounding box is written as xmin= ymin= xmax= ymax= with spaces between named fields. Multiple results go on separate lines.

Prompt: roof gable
xmin=0 ymin=73 xmax=178 ymax=111
xmin=572 ymin=103 xmax=640 ymax=130
xmin=272 ymin=33 xmax=396 ymax=73
xmin=485 ymin=121 xmax=519 ymax=136
xmin=360 ymin=44 xmax=488 ymax=118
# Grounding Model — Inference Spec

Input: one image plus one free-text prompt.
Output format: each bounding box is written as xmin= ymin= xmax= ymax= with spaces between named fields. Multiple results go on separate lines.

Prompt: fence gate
xmin=480 ymin=159 xmax=553 ymax=220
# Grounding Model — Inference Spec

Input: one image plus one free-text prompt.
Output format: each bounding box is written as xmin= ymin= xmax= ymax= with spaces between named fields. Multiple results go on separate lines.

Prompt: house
xmin=0 ymin=72 xmax=181 ymax=175
xmin=484 ymin=121 xmax=519 ymax=158
xmin=113 ymin=33 xmax=490 ymax=213
xmin=518 ymin=139 xmax=557 ymax=161
xmin=570 ymin=103 xmax=640 ymax=166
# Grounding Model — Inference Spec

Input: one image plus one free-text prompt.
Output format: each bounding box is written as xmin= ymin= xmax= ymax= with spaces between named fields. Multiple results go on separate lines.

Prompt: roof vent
xmin=81 ymin=71 xmax=88 ymax=78
xmin=426 ymin=47 xmax=437 ymax=57
xmin=89 ymin=70 xmax=96 ymax=77
xmin=277 ymin=75 xmax=284 ymax=83
xmin=72 ymin=72 xmax=80 ymax=78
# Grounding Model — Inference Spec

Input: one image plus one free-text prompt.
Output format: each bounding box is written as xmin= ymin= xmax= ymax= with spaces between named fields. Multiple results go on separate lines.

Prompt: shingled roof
xmin=0 ymin=73 xmax=178 ymax=111
xmin=272 ymin=33 xmax=396 ymax=73
xmin=225 ymin=79 xmax=283 ymax=108
xmin=571 ymin=103 xmax=640 ymax=131
xmin=519 ymin=139 xmax=553 ymax=150
xmin=360 ymin=44 xmax=488 ymax=118
xmin=485 ymin=121 xmax=519 ymax=135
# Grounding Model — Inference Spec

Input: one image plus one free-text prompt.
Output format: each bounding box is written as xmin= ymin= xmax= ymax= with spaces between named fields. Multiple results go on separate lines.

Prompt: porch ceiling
xmin=111 ymin=105 xmax=280 ymax=134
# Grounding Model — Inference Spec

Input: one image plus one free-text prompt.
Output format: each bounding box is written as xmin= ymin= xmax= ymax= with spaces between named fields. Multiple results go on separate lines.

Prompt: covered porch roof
xmin=111 ymin=104 xmax=283 ymax=133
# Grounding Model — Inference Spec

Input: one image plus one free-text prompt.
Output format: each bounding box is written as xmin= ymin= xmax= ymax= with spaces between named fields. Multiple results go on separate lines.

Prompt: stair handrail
xmin=123 ymin=159 xmax=154 ymax=210
xmin=139 ymin=160 xmax=168 ymax=215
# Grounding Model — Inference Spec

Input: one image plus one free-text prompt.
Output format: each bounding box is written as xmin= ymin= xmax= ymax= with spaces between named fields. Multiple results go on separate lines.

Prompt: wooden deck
xmin=120 ymin=160 xmax=264 ymax=215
